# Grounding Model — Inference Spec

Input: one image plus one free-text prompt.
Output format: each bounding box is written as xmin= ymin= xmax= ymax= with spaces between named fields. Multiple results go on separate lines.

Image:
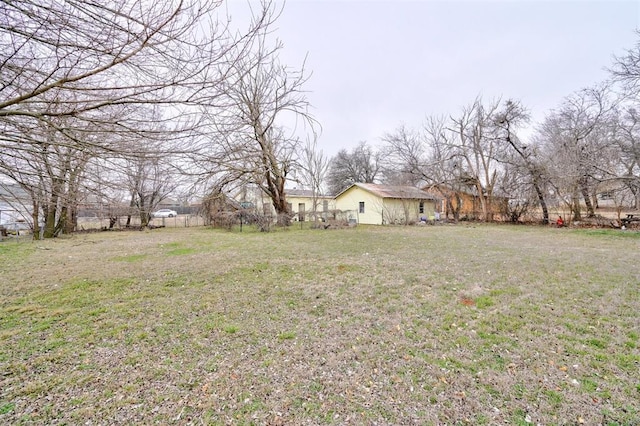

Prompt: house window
xmin=359 ymin=201 xmax=365 ymax=214
xmin=323 ymin=200 xmax=328 ymax=212
xmin=419 ymin=201 xmax=424 ymax=214
xmin=287 ymin=202 xmax=293 ymax=212
xmin=298 ymin=203 xmax=305 ymax=222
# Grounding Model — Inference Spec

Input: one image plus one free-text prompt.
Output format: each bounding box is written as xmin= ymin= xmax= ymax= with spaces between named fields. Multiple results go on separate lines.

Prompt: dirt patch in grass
xmin=1 ymin=225 xmax=639 ymax=424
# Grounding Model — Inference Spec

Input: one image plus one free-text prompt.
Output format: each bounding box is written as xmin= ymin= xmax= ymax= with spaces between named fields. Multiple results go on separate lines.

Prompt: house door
xmin=298 ymin=203 xmax=305 ymax=222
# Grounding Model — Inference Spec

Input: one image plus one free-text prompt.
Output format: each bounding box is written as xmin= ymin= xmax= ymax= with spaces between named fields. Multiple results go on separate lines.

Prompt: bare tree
xmin=0 ymin=0 xmax=279 ymax=237
xmin=609 ymin=36 xmax=640 ymax=209
xmin=124 ymin=155 xmax=179 ymax=228
xmin=496 ymin=163 xmax=535 ymax=222
xmin=0 ymin=114 xmax=99 ymax=238
xmin=380 ymin=125 xmax=426 ymax=186
xmin=447 ymin=97 xmax=503 ymax=221
xmin=381 ymin=118 xmax=467 ymax=221
xmin=297 ymin=137 xmax=330 ymax=222
xmin=327 ymin=141 xmax=380 ymax=195
xmin=536 ymin=85 xmax=617 ymax=221
xmin=493 ymin=100 xmax=551 ymax=224
xmin=612 ymin=104 xmax=640 ymax=208
xmin=422 ymin=118 xmax=466 ymax=221
xmin=197 ymin=30 xmax=316 ymax=226
xmin=610 ymin=30 xmax=640 ymax=95
xmin=1 ymin=1 xmax=256 ymax=147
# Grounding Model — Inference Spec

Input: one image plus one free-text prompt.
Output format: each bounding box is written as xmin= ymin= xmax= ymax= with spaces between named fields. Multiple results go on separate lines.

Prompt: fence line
xmin=76 ymin=215 xmax=206 ymax=231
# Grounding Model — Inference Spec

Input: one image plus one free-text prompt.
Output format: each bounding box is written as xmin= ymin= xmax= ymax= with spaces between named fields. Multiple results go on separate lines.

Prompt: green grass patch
xmin=165 ymin=247 xmax=197 ymax=256
xmin=586 ymin=338 xmax=608 ymax=349
xmin=0 ymin=243 xmax=35 ymax=260
xmin=475 ymin=295 xmax=495 ymax=308
xmin=277 ymin=331 xmax=296 ymax=340
xmin=573 ymin=228 xmax=640 ymax=238
xmin=223 ymin=325 xmax=239 ymax=334
xmin=0 ymin=402 xmax=15 ymax=415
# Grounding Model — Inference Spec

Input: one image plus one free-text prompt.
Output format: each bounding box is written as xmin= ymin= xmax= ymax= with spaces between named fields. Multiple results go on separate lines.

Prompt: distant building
xmin=285 ymin=189 xmax=334 ymax=222
xmin=422 ymin=185 xmax=508 ymax=221
xmin=0 ymin=183 xmax=32 ymax=226
xmin=334 ymin=183 xmax=441 ymax=225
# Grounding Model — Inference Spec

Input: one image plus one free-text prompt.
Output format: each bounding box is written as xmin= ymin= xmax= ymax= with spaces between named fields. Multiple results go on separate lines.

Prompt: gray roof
xmin=341 ymin=183 xmax=441 ymax=200
xmin=286 ymin=189 xmax=332 ymax=198
xmin=0 ymin=183 xmax=30 ymax=201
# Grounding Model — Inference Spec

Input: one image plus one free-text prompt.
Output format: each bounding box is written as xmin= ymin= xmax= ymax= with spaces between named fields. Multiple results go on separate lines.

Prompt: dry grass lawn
xmin=1 ymin=224 xmax=639 ymax=425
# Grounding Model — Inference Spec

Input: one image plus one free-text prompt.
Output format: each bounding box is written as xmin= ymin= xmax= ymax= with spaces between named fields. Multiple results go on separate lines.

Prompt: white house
xmin=0 ymin=184 xmax=32 ymax=226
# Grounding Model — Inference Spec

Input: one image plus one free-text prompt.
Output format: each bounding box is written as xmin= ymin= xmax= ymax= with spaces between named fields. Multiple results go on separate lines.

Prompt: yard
xmin=0 ymin=225 xmax=639 ymax=425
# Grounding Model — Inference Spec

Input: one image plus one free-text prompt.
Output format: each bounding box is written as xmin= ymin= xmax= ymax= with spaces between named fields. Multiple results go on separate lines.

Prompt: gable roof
xmin=338 ymin=183 xmax=440 ymax=200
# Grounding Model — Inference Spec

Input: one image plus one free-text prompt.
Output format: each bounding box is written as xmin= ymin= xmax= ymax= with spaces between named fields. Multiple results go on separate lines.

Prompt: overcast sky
xmin=229 ymin=0 xmax=639 ymax=156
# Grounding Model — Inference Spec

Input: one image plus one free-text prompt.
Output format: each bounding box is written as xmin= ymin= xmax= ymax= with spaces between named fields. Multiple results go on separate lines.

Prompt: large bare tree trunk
xmin=572 ymin=192 xmax=582 ymax=222
xmin=31 ymin=200 xmax=41 ymax=241
xmin=533 ymin=184 xmax=549 ymax=224
xmin=581 ymin=177 xmax=595 ymax=217
xmin=43 ymin=178 xmax=63 ymax=238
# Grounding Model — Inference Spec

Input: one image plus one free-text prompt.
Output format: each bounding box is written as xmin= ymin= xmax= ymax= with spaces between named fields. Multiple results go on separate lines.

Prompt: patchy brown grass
xmin=1 ymin=224 xmax=639 ymax=425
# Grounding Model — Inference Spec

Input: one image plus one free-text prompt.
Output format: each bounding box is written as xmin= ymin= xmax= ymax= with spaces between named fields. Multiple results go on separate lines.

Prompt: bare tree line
xmin=325 ymin=33 xmax=640 ymax=225
xmin=1 ymin=0 xmax=319 ymax=237
xmin=3 ymin=1 xmax=640 ymax=238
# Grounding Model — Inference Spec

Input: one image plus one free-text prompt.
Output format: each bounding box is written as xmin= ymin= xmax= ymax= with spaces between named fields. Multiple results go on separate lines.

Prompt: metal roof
xmin=343 ymin=183 xmax=440 ymax=200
